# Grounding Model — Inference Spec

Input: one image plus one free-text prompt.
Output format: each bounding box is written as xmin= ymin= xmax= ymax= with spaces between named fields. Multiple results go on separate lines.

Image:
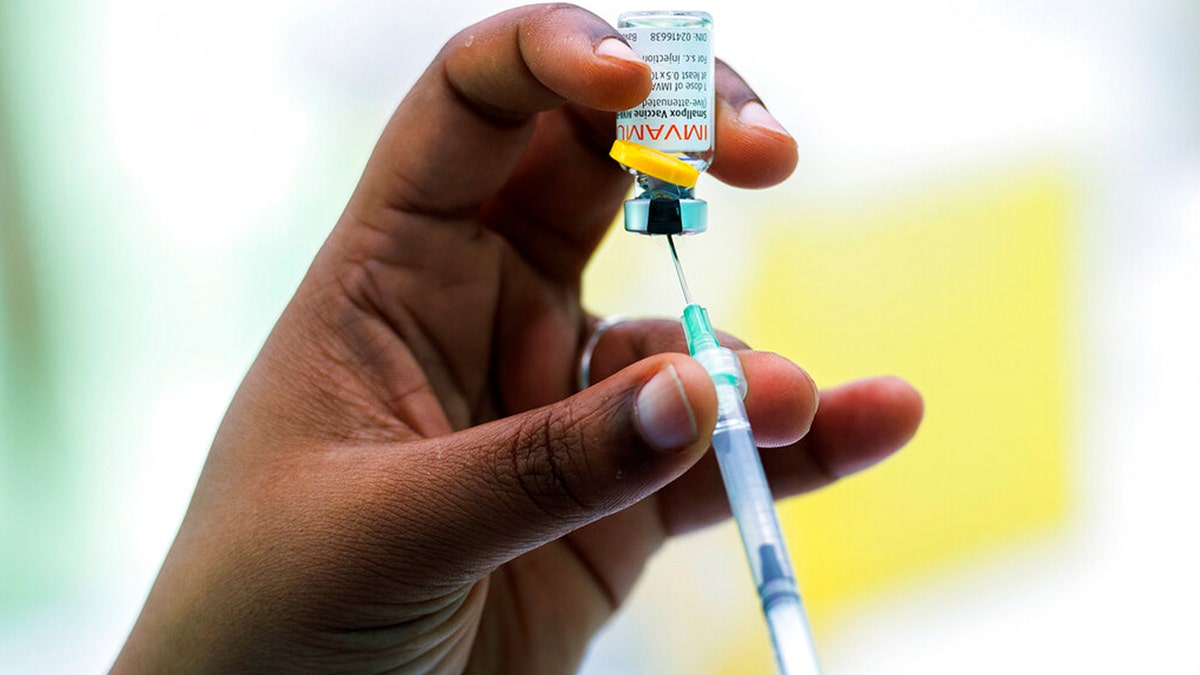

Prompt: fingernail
xmin=635 ymin=365 xmax=699 ymax=453
xmin=596 ymin=37 xmax=644 ymax=65
xmin=739 ymin=101 xmax=791 ymax=137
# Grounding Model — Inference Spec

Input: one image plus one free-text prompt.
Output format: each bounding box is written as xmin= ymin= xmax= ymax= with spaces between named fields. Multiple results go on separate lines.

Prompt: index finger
xmin=345 ymin=4 xmax=651 ymax=226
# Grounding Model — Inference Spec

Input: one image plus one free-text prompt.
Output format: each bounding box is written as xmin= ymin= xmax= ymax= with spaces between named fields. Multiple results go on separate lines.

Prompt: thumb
xmin=379 ymin=354 xmax=716 ymax=583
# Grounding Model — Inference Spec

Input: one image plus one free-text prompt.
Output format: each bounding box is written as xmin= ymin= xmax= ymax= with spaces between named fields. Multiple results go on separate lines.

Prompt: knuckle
xmin=503 ymin=406 xmax=595 ymax=520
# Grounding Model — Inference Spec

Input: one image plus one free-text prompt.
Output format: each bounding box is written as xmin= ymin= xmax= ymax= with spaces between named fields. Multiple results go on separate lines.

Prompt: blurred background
xmin=2 ymin=0 xmax=1198 ymax=672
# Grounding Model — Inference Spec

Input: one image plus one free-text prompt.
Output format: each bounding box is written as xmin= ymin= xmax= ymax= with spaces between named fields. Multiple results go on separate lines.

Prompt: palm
xmin=349 ymin=108 xmax=657 ymax=670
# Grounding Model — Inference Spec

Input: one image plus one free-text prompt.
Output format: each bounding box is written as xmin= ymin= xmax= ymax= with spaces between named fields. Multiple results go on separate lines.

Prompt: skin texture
xmin=111 ymin=4 xmax=923 ymax=674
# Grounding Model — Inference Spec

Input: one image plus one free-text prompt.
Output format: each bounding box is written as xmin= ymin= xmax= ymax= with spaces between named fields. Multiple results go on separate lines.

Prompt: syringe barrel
xmin=709 ymin=388 xmax=821 ymax=675
xmin=709 ymin=385 xmax=795 ymax=598
xmin=682 ymin=302 xmax=822 ymax=673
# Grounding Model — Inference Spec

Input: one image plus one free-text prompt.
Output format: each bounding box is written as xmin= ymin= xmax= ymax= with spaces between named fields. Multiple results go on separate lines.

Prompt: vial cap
xmin=609 ymin=140 xmax=700 ymax=188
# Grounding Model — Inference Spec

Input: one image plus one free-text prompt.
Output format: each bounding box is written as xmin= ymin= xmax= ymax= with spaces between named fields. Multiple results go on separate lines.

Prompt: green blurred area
xmin=0 ymin=0 xmax=363 ymax=618
xmin=1 ymin=0 xmax=82 ymax=612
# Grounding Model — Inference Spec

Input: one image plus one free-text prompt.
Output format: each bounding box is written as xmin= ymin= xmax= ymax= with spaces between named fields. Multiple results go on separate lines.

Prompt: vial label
xmin=616 ymin=26 xmax=714 ymax=153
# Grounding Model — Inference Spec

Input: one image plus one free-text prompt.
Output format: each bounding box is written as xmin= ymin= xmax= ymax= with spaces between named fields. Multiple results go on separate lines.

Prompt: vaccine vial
xmin=616 ymin=11 xmax=715 ymax=172
xmin=613 ymin=11 xmax=714 ymax=235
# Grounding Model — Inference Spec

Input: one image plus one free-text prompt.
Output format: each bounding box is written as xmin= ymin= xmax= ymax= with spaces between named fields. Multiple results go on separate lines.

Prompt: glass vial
xmin=616 ymin=11 xmax=715 ymax=173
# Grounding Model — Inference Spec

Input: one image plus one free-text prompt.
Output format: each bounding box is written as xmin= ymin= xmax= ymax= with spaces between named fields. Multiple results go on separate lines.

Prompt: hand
xmin=113 ymin=4 xmax=923 ymax=673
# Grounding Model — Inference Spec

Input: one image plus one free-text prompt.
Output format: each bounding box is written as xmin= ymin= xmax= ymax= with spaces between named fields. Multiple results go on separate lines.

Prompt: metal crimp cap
xmin=609 ymin=140 xmax=707 ymax=236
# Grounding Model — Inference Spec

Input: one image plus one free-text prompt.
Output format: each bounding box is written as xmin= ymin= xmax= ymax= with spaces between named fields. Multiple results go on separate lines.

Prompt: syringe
xmin=606 ymin=132 xmax=820 ymax=672
xmin=667 ymin=235 xmax=823 ymax=675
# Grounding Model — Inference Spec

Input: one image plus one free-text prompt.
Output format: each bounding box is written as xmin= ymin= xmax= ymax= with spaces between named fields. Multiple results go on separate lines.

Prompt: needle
xmin=666 ymin=234 xmax=694 ymax=305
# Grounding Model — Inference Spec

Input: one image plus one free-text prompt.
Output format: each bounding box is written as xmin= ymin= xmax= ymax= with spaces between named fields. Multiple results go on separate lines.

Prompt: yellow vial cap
xmin=609 ymin=140 xmax=700 ymax=188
